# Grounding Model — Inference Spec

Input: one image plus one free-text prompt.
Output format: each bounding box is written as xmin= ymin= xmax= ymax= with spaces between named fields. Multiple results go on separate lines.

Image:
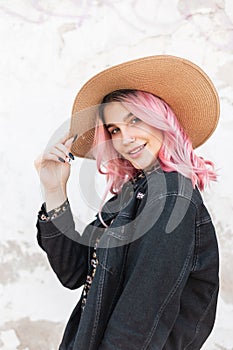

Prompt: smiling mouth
xmin=128 ymin=143 xmax=146 ymax=155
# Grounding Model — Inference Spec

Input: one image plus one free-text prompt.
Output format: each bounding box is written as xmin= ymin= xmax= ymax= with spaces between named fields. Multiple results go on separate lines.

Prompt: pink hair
xmin=93 ymin=90 xmax=218 ymax=208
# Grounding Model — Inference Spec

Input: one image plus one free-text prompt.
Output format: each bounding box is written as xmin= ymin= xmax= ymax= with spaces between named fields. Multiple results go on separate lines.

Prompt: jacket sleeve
xmin=36 ymin=203 xmax=95 ymax=290
xmin=98 ymin=194 xmax=197 ymax=349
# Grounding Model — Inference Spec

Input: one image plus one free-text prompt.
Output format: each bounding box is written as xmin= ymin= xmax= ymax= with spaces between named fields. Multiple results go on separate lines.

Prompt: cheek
xmin=150 ymin=130 xmax=163 ymax=145
xmin=111 ymin=138 xmax=121 ymax=152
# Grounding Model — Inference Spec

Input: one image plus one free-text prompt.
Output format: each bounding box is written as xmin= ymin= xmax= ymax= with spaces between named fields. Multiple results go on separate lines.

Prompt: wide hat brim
xmin=70 ymin=55 xmax=220 ymax=159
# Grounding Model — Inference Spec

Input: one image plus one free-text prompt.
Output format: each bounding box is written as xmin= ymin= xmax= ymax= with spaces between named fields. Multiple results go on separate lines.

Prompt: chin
xmin=132 ymin=157 xmax=158 ymax=171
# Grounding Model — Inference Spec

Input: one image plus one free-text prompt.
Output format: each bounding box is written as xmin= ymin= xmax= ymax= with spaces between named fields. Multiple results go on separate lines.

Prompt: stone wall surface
xmin=0 ymin=0 xmax=232 ymax=349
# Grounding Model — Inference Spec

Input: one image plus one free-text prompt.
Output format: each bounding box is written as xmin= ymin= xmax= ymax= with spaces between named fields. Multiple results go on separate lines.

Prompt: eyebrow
xmin=105 ymin=112 xmax=133 ymax=130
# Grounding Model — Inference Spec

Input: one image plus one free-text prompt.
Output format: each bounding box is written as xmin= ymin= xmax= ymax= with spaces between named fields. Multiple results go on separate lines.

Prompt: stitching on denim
xmin=41 ymin=232 xmax=62 ymax=239
xmin=105 ymin=246 xmax=129 ymax=322
xmin=191 ymin=224 xmax=200 ymax=272
xmin=183 ymin=284 xmax=219 ymax=350
xmin=141 ymin=241 xmax=194 ymax=350
xmin=177 ymin=173 xmax=185 ymax=196
xmin=89 ymin=236 xmax=111 ymax=349
xmin=115 ymin=213 xmax=133 ymax=219
xmin=107 ymin=194 xmax=197 ymax=241
xmin=196 ymin=217 xmax=212 ymax=227
xmin=194 ymin=284 xmax=219 ymax=334
xmin=40 ymin=224 xmax=75 ymax=238
xmin=106 ymin=230 xmax=129 ymax=241
xmin=98 ymin=261 xmax=114 ymax=274
xmin=146 ymin=193 xmax=197 ymax=210
xmin=139 ymin=172 xmax=201 ymax=209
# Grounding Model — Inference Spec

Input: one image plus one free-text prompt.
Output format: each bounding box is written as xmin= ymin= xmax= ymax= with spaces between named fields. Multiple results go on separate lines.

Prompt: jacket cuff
xmin=37 ymin=202 xmax=75 ymax=238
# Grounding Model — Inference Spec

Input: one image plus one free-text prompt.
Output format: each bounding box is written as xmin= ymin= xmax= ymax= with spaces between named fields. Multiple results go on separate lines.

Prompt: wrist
xmin=43 ymin=183 xmax=67 ymax=194
xmin=44 ymin=187 xmax=68 ymax=212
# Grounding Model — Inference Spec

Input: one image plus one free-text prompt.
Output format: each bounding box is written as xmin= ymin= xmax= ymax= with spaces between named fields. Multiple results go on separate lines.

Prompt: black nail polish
xmin=68 ymin=152 xmax=75 ymax=160
xmin=58 ymin=157 xmax=65 ymax=163
xmin=72 ymin=134 xmax=78 ymax=143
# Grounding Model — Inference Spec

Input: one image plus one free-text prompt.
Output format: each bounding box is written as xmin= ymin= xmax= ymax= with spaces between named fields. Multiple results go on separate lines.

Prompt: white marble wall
xmin=0 ymin=0 xmax=233 ymax=349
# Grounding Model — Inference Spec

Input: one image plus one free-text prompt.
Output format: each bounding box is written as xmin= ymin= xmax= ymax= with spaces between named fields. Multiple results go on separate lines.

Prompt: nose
xmin=122 ymin=130 xmax=136 ymax=145
xmin=122 ymin=134 xmax=136 ymax=145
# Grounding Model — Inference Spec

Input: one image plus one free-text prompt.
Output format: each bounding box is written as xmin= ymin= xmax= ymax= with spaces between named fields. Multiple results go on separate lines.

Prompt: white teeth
xmin=129 ymin=144 xmax=144 ymax=154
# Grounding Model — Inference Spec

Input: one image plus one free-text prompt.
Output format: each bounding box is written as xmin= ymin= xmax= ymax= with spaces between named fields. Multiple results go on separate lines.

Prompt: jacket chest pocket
xmin=96 ymin=233 xmax=129 ymax=276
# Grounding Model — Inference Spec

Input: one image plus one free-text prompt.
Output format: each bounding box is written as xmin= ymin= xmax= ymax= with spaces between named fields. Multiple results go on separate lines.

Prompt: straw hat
xmin=70 ymin=55 xmax=220 ymax=159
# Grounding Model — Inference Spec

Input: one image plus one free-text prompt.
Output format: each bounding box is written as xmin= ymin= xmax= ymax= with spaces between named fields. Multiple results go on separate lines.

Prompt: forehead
xmin=103 ymin=102 xmax=132 ymax=125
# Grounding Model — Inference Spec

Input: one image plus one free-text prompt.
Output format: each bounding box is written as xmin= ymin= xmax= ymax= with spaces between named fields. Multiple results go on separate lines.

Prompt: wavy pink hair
xmin=93 ymin=90 xmax=217 ymax=199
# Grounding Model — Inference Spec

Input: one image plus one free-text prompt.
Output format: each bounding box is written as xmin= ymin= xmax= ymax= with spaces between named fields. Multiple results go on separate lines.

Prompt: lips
xmin=128 ymin=143 xmax=146 ymax=155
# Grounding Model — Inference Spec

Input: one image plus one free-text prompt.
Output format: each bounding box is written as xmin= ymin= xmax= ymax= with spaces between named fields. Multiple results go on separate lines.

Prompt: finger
xmin=46 ymin=153 xmax=68 ymax=163
xmin=64 ymin=136 xmax=76 ymax=152
xmin=41 ymin=147 xmax=71 ymax=164
xmin=34 ymin=154 xmax=61 ymax=174
xmin=34 ymin=154 xmax=43 ymax=171
xmin=43 ymin=152 xmax=67 ymax=164
xmin=54 ymin=143 xmax=70 ymax=157
xmin=54 ymin=144 xmax=75 ymax=162
xmin=59 ymin=133 xmax=72 ymax=144
xmin=50 ymin=147 xmax=68 ymax=161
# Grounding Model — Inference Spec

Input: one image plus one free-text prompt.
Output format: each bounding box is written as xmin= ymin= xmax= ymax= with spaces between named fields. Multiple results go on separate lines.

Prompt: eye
xmin=109 ymin=127 xmax=120 ymax=135
xmin=130 ymin=117 xmax=141 ymax=125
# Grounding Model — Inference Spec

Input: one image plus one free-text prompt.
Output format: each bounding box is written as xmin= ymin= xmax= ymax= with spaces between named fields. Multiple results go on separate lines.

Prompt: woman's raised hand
xmin=34 ymin=134 xmax=75 ymax=210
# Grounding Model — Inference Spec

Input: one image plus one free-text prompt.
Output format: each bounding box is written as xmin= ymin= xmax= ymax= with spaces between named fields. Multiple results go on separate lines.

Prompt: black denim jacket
xmin=36 ymin=170 xmax=219 ymax=350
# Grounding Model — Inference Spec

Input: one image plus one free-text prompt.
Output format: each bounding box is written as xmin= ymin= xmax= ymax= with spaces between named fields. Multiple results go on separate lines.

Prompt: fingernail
xmin=72 ymin=134 xmax=78 ymax=143
xmin=68 ymin=152 xmax=75 ymax=160
xmin=66 ymin=157 xmax=72 ymax=164
xmin=58 ymin=157 xmax=65 ymax=163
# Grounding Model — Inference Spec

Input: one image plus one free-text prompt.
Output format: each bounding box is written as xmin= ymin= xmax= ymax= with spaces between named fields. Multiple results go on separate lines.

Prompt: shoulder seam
xmin=146 ymin=192 xmax=198 ymax=210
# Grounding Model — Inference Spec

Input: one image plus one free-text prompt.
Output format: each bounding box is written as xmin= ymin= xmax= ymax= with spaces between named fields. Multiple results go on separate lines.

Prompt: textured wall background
xmin=0 ymin=0 xmax=233 ymax=349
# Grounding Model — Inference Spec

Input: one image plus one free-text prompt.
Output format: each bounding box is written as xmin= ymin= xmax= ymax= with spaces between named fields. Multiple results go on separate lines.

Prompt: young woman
xmin=35 ymin=55 xmax=220 ymax=350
